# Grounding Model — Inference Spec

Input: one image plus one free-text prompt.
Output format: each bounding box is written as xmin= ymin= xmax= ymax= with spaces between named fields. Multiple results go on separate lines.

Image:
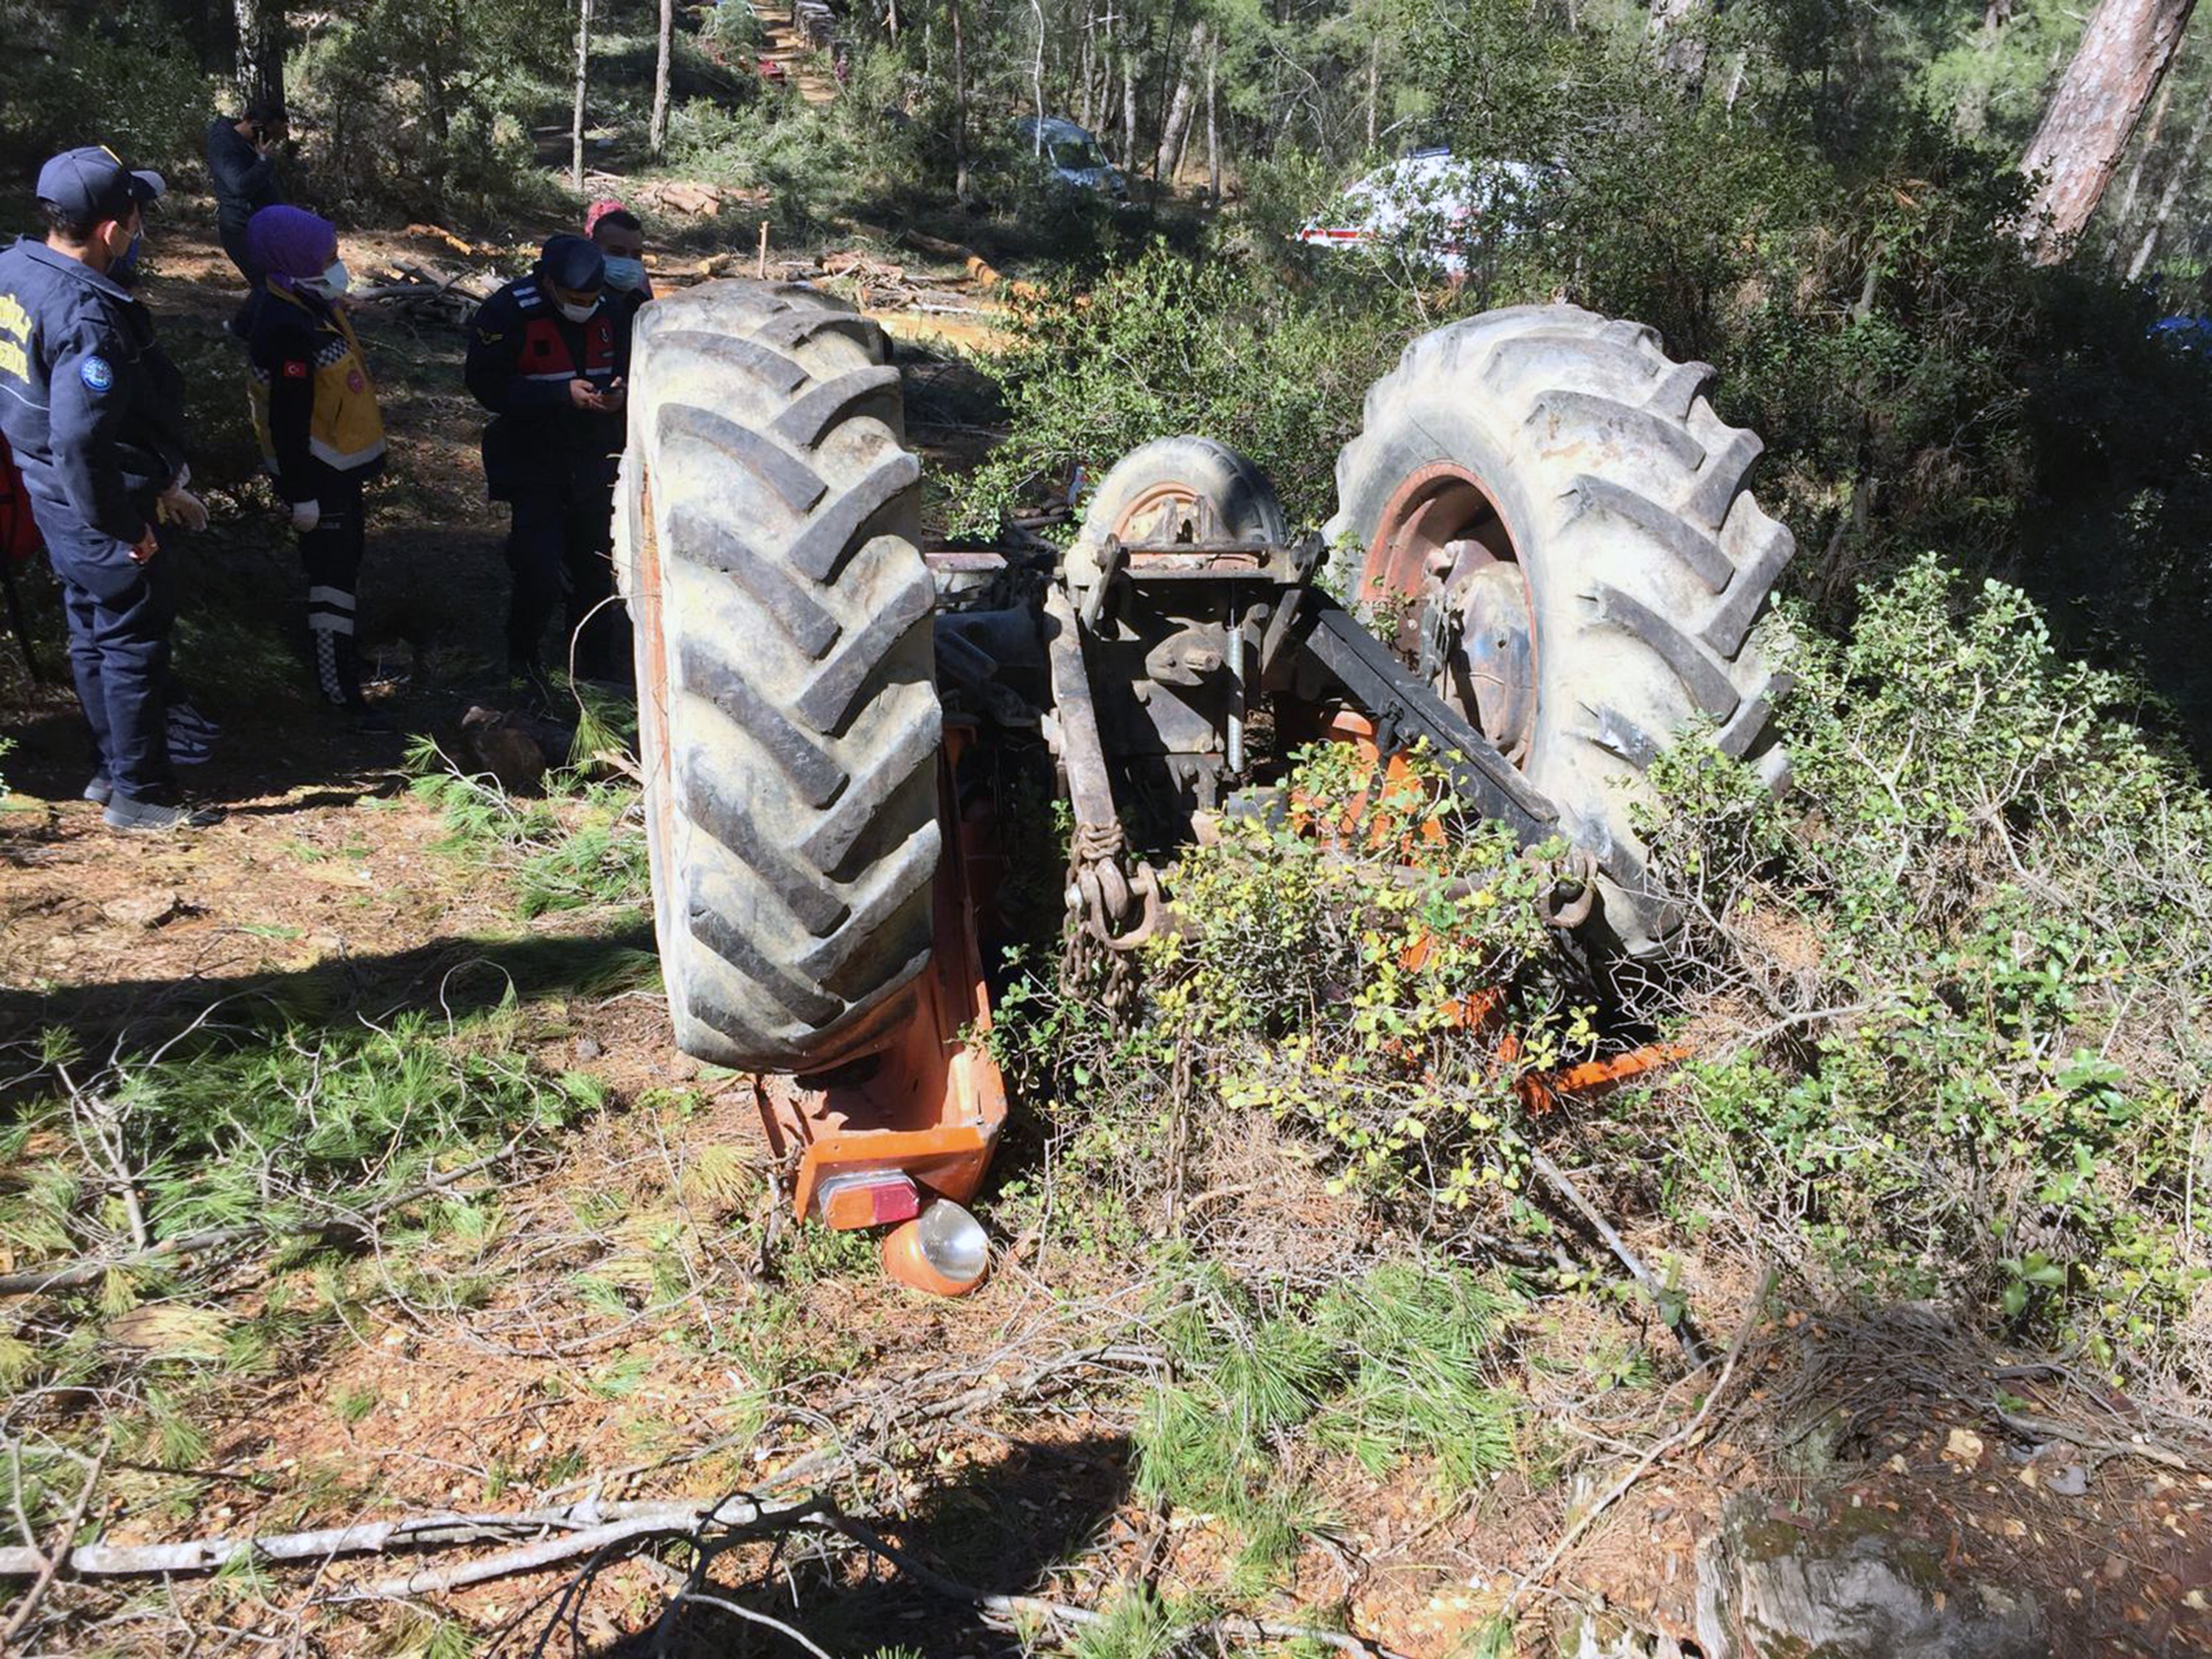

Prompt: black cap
xmin=538 ymin=234 xmax=605 ymax=294
xmin=36 ymin=146 xmax=165 ymax=225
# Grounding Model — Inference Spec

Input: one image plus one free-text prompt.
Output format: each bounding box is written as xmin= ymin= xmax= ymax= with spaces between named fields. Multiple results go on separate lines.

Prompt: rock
xmin=1696 ymin=1495 xmax=2048 ymax=1659
xmin=456 ymin=706 xmax=573 ymax=796
xmin=102 ymin=890 xmax=196 ymax=929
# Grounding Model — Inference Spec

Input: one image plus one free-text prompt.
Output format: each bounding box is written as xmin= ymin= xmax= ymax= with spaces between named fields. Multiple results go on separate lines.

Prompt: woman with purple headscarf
xmin=241 ymin=205 xmax=389 ymax=725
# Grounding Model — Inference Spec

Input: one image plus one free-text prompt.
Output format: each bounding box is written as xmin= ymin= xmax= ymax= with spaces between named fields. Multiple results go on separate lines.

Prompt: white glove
xmin=290 ymin=499 xmax=321 ymax=532
xmin=161 ymin=487 xmax=209 ymax=532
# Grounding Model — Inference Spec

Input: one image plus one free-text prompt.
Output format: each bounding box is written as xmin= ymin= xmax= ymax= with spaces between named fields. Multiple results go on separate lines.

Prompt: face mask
xmin=602 ymin=257 xmax=645 ymax=292
xmin=299 ymin=260 xmax=349 ymax=299
xmin=557 ymin=296 xmax=599 ymax=323
xmin=110 ymin=232 xmax=142 ymax=283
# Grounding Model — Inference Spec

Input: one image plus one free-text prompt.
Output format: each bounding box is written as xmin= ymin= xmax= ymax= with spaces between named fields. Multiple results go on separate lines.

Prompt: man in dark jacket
xmin=0 ymin=147 xmax=215 ymax=829
xmin=205 ymin=109 xmax=286 ymax=283
xmin=465 ymin=234 xmax=629 ymax=687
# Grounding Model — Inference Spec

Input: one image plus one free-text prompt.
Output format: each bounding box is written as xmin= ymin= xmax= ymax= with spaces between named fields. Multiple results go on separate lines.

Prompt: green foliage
xmin=1136 ymin=1262 xmax=1521 ymax=1579
xmin=406 ymin=738 xmax=650 ymax=919
xmin=0 ymin=1010 xmax=599 ymax=1402
xmin=948 ymin=243 xmax=1433 ymax=535
xmin=1635 ymin=558 xmax=2212 ymax=1375
xmin=0 ymin=3 xmax=212 ymax=171
xmin=1158 ymin=745 xmax=1589 ymax=1212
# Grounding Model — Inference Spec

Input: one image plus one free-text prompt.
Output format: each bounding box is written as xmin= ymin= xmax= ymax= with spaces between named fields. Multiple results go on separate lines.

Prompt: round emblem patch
xmin=347 ymin=368 xmax=366 ymax=394
xmin=79 ymin=355 xmax=114 ymax=393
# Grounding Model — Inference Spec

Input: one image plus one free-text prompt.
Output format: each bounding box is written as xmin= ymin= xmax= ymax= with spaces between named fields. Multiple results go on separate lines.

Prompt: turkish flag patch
xmin=281 ymin=360 xmax=310 ymax=380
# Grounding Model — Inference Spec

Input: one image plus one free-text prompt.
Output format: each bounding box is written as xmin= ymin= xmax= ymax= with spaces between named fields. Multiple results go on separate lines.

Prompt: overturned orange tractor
xmin=613 ymin=289 xmax=1793 ymax=1293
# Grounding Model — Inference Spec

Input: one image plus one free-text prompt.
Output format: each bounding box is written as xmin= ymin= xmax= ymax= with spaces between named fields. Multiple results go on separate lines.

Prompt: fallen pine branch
xmin=0 ymin=1141 xmax=524 ymax=1298
xmin=1526 ymin=1145 xmax=1714 ymax=1368
xmin=538 ymin=1339 xmax=1162 ymax=1503
xmin=0 ymin=1493 xmax=823 ymax=1584
xmin=0 ymin=1436 xmax=106 ymax=1646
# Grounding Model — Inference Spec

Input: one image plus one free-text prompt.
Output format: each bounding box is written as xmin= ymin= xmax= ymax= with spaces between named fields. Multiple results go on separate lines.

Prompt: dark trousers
xmin=218 ymin=219 xmax=260 ymax=285
xmin=300 ymin=473 xmax=368 ymax=706
xmin=504 ymin=482 xmax=630 ymax=682
xmin=54 ymin=541 xmax=177 ymax=801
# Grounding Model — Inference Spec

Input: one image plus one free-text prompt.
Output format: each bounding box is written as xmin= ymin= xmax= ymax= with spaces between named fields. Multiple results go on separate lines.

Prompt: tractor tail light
xmin=814 ymin=1171 xmax=922 ymax=1231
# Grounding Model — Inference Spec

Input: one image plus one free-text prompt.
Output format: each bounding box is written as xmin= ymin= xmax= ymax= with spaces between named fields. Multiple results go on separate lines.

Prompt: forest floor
xmin=0 ymin=218 xmax=2208 ymax=1658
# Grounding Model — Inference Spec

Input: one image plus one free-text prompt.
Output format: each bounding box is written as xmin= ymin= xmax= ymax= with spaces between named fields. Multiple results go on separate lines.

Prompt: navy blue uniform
xmin=0 ymin=237 xmax=187 ymax=800
xmin=206 ymin=119 xmax=281 ymax=282
xmin=465 ymin=276 xmax=629 ymax=681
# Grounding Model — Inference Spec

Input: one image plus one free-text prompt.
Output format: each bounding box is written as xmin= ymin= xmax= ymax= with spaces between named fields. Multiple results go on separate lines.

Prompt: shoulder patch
xmin=79 ymin=355 xmax=114 ymax=393
xmin=281 ymin=359 xmax=310 ymax=379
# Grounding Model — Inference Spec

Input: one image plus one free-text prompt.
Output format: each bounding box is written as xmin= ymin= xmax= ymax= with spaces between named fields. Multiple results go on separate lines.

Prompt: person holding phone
xmin=465 ymin=234 xmax=629 ymax=690
xmin=206 ymin=107 xmax=287 ymax=284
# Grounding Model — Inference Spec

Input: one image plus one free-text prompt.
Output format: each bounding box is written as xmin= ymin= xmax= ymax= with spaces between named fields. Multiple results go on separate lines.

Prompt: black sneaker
xmin=104 ymin=794 xmax=224 ymax=831
xmin=83 ymin=773 xmax=114 ymax=806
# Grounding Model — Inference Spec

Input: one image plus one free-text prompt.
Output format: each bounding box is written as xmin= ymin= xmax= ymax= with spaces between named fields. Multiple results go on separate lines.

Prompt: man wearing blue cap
xmin=465 ymin=234 xmax=629 ymax=691
xmin=0 ymin=147 xmax=216 ymax=830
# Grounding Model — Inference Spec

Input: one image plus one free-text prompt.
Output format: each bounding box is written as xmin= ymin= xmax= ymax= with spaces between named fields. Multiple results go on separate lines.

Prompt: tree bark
xmin=1646 ymin=0 xmax=1711 ymax=100
xmin=232 ymin=0 xmax=285 ymax=120
xmin=2107 ymin=62 xmax=2172 ymax=236
xmin=950 ymin=0 xmax=970 ymax=202
xmin=1121 ymin=46 xmax=1139 ymax=169
xmin=2127 ymin=88 xmax=2212 ymax=279
xmin=1154 ymin=22 xmax=1206 ymax=184
xmin=1206 ymin=43 xmax=1220 ymax=203
xmin=2018 ymin=0 xmax=2198 ymax=260
xmin=649 ymin=0 xmax=674 ymax=156
xmin=571 ymin=0 xmax=593 ymax=191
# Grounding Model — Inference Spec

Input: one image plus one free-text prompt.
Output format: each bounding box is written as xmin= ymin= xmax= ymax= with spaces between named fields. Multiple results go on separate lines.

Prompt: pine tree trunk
xmin=2127 ymin=90 xmax=2212 ymax=279
xmin=1206 ymin=44 xmax=1220 ymax=203
xmin=571 ymin=0 xmax=593 ymax=191
xmin=233 ymin=0 xmax=285 ymax=119
xmin=2019 ymin=0 xmax=2198 ymax=260
xmin=2107 ymin=64 xmax=2173 ymax=244
xmin=1121 ymin=47 xmax=1138 ymax=168
xmin=950 ymin=0 xmax=970 ymax=201
xmin=1154 ymin=22 xmax=1206 ymax=184
xmin=649 ymin=0 xmax=673 ymax=156
xmin=1646 ymin=0 xmax=1711 ymax=99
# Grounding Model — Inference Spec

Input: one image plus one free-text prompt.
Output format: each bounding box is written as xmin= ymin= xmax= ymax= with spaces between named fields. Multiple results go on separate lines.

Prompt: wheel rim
xmin=1110 ymin=479 xmax=1225 ymax=543
xmin=1361 ymin=462 xmax=1538 ymax=767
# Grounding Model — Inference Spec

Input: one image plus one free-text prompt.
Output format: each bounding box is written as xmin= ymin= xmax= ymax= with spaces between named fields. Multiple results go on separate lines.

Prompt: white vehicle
xmin=1297 ymin=150 xmax=1548 ymax=274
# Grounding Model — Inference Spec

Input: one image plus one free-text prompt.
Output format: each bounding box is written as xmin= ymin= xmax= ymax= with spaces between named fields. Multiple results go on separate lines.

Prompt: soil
xmin=1 ymin=220 xmax=2208 ymax=1659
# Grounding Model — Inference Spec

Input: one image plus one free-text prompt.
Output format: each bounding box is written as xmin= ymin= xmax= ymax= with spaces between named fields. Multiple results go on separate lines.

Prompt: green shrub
xmin=1155 ymin=744 xmax=1588 ymax=1211
xmin=1634 ymin=557 xmax=2212 ymax=1377
xmin=0 ymin=4 xmax=212 ymax=174
xmin=947 ymin=243 xmax=1433 ymax=537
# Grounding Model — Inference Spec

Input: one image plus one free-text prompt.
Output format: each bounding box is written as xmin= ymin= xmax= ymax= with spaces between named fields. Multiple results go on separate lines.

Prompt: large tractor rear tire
xmin=1085 ymin=435 xmax=1289 ymax=544
xmin=616 ymin=282 xmax=942 ymax=1072
xmin=1326 ymin=305 xmax=1794 ymax=953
